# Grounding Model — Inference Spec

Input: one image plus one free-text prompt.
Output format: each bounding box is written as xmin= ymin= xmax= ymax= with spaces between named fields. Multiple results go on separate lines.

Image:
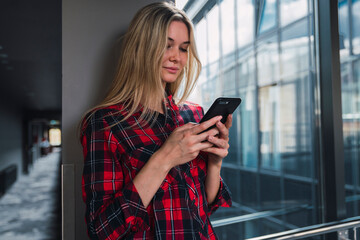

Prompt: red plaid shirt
xmin=81 ymin=95 xmax=232 ymax=240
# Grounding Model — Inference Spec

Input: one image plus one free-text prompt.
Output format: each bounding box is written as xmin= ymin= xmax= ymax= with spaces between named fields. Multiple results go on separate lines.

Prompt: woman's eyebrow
xmin=168 ymin=37 xmax=190 ymax=45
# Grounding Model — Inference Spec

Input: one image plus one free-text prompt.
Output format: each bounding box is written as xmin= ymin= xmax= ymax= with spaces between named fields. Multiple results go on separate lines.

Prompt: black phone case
xmin=200 ymin=97 xmax=242 ymax=124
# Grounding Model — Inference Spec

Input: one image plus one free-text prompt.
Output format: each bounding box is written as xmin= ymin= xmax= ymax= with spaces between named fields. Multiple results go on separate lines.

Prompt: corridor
xmin=0 ymin=150 xmax=61 ymax=240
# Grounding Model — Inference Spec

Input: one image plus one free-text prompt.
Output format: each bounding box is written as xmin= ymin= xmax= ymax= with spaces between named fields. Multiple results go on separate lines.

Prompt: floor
xmin=0 ymin=149 xmax=61 ymax=240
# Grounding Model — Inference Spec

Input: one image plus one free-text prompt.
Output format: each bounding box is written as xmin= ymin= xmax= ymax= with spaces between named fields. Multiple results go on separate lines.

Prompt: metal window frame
xmin=314 ymin=0 xmax=346 ymax=224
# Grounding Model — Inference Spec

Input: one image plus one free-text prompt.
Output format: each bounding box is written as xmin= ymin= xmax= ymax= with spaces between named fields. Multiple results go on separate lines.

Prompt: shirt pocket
xmin=125 ymin=143 xmax=161 ymax=172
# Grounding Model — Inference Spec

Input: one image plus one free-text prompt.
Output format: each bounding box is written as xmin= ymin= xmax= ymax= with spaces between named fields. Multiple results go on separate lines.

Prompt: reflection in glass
xmin=342 ymin=59 xmax=360 ymax=218
xmin=279 ymin=84 xmax=297 ymax=164
xmin=190 ymin=19 xmax=209 ymax=104
xmin=280 ymin=75 xmax=313 ymax=177
xmin=257 ymin=36 xmax=279 ymax=85
xmin=280 ymin=0 xmax=307 ymax=26
xmin=175 ymin=0 xmax=188 ymax=9
xmin=338 ymin=0 xmax=350 ymax=57
xmin=195 ymin=19 xmax=208 ymax=67
xmin=258 ymin=0 xmax=277 ymax=33
xmin=238 ymin=51 xmax=256 ymax=87
xmin=201 ymin=78 xmax=217 ymax=107
xmin=281 ymin=19 xmax=310 ymax=77
xmin=221 ymin=0 xmax=235 ymax=57
xmin=353 ymin=0 xmax=360 ymax=54
xmin=239 ymin=56 xmax=257 ymax=168
xmin=259 ymin=86 xmax=280 ymax=171
xmin=338 ymin=0 xmax=360 ymax=218
xmin=207 ymin=5 xmax=220 ymax=65
xmin=223 ymin=67 xmax=236 ymax=92
xmin=236 ymin=0 xmax=254 ymax=47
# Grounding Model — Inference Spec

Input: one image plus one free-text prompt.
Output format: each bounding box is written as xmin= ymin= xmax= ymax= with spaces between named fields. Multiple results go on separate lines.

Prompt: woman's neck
xmin=147 ymin=98 xmax=165 ymax=114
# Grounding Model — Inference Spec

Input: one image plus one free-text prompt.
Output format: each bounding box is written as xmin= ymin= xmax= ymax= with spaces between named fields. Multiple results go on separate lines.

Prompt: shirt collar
xmin=165 ymin=94 xmax=179 ymax=112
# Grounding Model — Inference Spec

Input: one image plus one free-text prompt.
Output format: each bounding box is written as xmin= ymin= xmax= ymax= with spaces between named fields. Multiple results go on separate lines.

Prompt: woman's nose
xmin=169 ymin=48 xmax=180 ymax=62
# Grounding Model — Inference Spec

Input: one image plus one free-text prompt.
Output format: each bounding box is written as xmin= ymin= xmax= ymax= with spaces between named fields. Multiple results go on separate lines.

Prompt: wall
xmin=0 ymin=103 xmax=23 ymax=196
xmin=62 ymin=1 xmax=165 ymax=239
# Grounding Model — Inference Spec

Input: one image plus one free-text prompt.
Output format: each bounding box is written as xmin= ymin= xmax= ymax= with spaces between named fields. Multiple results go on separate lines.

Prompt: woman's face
xmin=161 ymin=20 xmax=189 ymax=85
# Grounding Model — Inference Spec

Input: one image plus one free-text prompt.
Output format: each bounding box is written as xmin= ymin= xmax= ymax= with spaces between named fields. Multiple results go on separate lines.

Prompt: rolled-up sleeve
xmin=81 ymin=112 xmax=149 ymax=239
xmin=207 ymin=177 xmax=232 ymax=215
xmin=190 ymin=104 xmax=232 ymax=216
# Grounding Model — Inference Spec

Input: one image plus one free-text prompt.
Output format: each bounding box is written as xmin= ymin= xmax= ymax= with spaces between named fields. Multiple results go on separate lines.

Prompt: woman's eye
xmin=180 ymin=48 xmax=188 ymax=52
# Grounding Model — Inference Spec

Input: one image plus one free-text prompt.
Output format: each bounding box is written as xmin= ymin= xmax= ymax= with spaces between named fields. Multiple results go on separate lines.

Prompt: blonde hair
xmin=84 ymin=2 xmax=201 ymax=127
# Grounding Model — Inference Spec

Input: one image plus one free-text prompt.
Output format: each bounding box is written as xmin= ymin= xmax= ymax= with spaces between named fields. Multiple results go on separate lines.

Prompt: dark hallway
xmin=0 ymin=0 xmax=62 ymax=239
xmin=0 ymin=150 xmax=61 ymax=239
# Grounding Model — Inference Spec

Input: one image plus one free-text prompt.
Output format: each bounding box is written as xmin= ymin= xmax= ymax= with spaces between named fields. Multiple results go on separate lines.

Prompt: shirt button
xmin=131 ymin=225 xmax=138 ymax=232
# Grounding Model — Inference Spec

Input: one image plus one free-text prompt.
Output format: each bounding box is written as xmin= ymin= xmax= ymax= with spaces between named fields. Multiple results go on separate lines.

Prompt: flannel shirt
xmin=81 ymin=95 xmax=232 ymax=240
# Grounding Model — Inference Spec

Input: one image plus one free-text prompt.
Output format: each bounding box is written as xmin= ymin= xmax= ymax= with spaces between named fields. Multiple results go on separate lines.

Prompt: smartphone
xmin=199 ymin=97 xmax=241 ymax=131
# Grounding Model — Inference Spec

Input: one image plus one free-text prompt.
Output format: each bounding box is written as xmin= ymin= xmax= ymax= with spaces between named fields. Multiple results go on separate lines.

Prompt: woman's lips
xmin=164 ymin=67 xmax=178 ymax=74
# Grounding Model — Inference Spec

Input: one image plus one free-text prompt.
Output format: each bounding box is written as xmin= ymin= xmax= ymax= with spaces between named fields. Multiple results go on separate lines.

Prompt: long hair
xmin=83 ymin=2 xmax=201 ymax=127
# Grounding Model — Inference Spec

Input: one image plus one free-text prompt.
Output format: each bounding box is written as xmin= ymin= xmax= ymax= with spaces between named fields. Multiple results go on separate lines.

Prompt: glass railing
xmin=212 ymin=215 xmax=360 ymax=240
xmin=212 ymin=204 xmax=310 ymax=228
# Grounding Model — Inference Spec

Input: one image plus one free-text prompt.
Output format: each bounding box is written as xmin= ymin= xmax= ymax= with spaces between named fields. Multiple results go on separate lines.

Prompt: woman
xmin=81 ymin=2 xmax=232 ymax=239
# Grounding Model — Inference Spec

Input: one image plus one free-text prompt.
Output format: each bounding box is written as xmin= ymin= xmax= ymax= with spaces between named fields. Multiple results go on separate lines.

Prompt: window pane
xmin=220 ymin=0 xmax=235 ymax=57
xmin=257 ymin=35 xmax=279 ymax=85
xmin=175 ymin=0 xmax=188 ymax=9
xmin=259 ymin=0 xmax=277 ymax=34
xmin=208 ymin=5 xmax=220 ymax=64
xmin=230 ymin=52 xmax=258 ymax=168
xmin=188 ymin=19 xmax=208 ymax=104
xmin=281 ymin=19 xmax=310 ymax=77
xmin=240 ymin=85 xmax=258 ymax=168
xmin=195 ymin=18 xmax=208 ymax=67
xmin=223 ymin=67 xmax=236 ymax=93
xmin=238 ymin=49 xmax=256 ymax=87
xmin=236 ymin=0 xmax=254 ymax=47
xmin=280 ymin=0 xmax=308 ymax=26
xmin=281 ymin=75 xmax=313 ymax=177
xmin=49 ymin=128 xmax=61 ymax=146
xmin=353 ymin=0 xmax=360 ymax=54
xmin=239 ymin=55 xmax=258 ymax=168
xmin=339 ymin=0 xmax=360 ymax=218
xmin=338 ymin=0 xmax=350 ymax=57
xmin=201 ymin=78 xmax=217 ymax=106
xmin=342 ymin=60 xmax=360 ymax=218
xmin=259 ymin=85 xmax=281 ymax=171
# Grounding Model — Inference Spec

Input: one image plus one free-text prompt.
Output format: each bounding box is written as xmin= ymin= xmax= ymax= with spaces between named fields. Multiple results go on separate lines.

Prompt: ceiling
xmin=0 ymin=0 xmax=62 ymax=114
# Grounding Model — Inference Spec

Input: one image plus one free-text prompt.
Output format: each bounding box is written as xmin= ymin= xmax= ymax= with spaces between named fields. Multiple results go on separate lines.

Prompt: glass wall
xmin=339 ymin=0 xmax=360 ymax=218
xmin=353 ymin=0 xmax=360 ymax=54
xmin=180 ymin=0 xmax=360 ymax=239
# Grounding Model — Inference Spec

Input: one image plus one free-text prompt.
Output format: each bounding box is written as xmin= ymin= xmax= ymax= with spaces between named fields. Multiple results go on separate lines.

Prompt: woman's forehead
xmin=167 ymin=21 xmax=189 ymax=43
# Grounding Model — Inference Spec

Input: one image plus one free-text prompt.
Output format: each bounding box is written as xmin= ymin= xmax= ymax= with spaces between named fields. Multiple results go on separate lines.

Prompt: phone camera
xmin=219 ymin=101 xmax=229 ymax=105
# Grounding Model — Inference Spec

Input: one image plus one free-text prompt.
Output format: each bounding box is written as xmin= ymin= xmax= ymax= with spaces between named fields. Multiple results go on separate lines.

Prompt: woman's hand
xmin=202 ymin=114 xmax=233 ymax=166
xmin=134 ymin=115 xmax=224 ymax=208
xmin=155 ymin=115 xmax=223 ymax=171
